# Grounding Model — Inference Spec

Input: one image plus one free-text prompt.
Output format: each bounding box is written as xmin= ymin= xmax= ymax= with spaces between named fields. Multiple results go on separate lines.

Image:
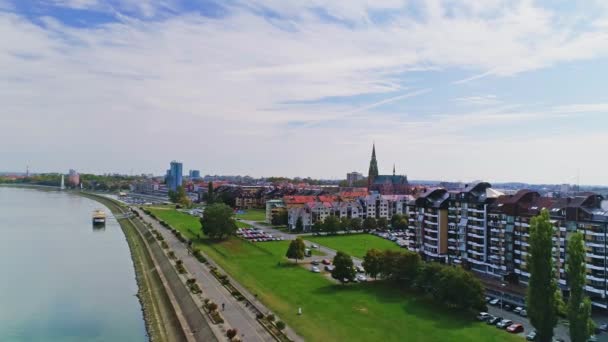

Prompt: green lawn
xmin=307 ymin=234 xmax=404 ymax=259
xmin=235 ymin=208 xmax=266 ymax=221
xmin=147 ymin=209 xmax=519 ymax=342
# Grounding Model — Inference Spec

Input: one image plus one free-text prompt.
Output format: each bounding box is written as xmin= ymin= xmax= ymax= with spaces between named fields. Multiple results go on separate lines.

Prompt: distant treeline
xmin=0 ymin=173 xmax=138 ymax=191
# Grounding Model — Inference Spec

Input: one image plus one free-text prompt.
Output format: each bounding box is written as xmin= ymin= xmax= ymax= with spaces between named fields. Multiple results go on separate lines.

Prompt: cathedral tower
xmin=368 ymin=143 xmax=379 ymax=189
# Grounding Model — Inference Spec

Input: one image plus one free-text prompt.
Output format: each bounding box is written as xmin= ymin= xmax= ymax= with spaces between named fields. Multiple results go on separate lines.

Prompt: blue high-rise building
xmin=167 ymin=161 xmax=183 ymax=191
xmin=189 ymin=169 xmax=201 ymax=179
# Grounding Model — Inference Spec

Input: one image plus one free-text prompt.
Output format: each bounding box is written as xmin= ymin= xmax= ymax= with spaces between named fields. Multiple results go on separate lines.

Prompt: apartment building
xmin=410 ymin=188 xmax=450 ymax=262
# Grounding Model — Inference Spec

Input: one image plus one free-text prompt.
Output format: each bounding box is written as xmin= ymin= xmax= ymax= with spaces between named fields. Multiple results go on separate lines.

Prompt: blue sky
xmin=1 ymin=0 xmax=608 ymax=185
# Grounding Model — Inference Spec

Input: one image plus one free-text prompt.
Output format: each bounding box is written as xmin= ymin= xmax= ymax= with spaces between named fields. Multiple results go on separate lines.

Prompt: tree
xmin=414 ymin=262 xmax=443 ymax=294
xmin=311 ymin=221 xmax=323 ymax=235
xmin=435 ymin=266 xmax=485 ymax=311
xmin=362 ymin=217 xmax=377 ymax=232
xmin=295 ymin=216 xmax=304 ymax=232
xmin=332 ymin=251 xmax=356 ymax=284
xmin=379 ymin=250 xmax=420 ymax=284
xmin=390 ymin=214 xmax=403 ymax=229
xmin=323 ymin=215 xmax=340 ymax=235
xmin=271 ymin=210 xmax=288 ymax=226
xmin=527 ymin=209 xmax=558 ymax=342
xmin=340 ymin=217 xmax=351 ymax=234
xmin=285 ymin=237 xmax=306 ymax=263
xmin=377 ymin=217 xmax=388 ymax=230
xmin=567 ymin=232 xmax=593 ymax=342
xmin=168 ymin=186 xmax=191 ymax=206
xmin=363 ymin=248 xmax=382 ymax=279
xmin=394 ymin=218 xmax=409 ymax=231
xmin=207 ymin=181 xmax=214 ymax=203
xmin=200 ymin=203 xmax=237 ymax=239
xmin=350 ymin=217 xmax=362 ymax=232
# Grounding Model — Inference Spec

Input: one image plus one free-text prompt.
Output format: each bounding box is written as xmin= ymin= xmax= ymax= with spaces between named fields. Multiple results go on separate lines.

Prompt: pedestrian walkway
xmin=136 ymin=208 xmax=304 ymax=342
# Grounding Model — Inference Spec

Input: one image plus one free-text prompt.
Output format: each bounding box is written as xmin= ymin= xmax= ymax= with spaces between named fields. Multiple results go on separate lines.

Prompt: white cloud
xmin=1 ymin=1 xmax=608 ymax=184
xmin=454 ymin=95 xmax=500 ymax=106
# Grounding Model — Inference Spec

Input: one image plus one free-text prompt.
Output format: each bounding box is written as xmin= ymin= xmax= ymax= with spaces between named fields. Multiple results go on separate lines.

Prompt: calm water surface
xmin=0 ymin=187 xmax=147 ymax=342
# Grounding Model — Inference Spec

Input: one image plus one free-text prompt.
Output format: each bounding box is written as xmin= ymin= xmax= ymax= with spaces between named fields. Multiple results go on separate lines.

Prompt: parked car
xmin=311 ymin=260 xmax=320 ymax=265
xmin=507 ymin=324 xmax=524 ymax=334
xmin=477 ymin=312 xmax=491 ymax=321
xmin=325 ymin=265 xmax=335 ymax=272
xmin=355 ymin=274 xmax=367 ymax=282
xmin=504 ymin=304 xmax=513 ymax=311
xmin=310 ymin=244 xmax=318 ymax=249
xmin=599 ymin=323 xmax=608 ymax=332
xmin=526 ymin=330 xmax=537 ymax=341
xmin=355 ymin=265 xmax=365 ymax=273
xmin=485 ymin=296 xmax=493 ymax=303
xmin=322 ymin=259 xmax=331 ymax=265
xmin=496 ymin=319 xmax=513 ymax=329
xmin=588 ymin=335 xmax=599 ymax=342
xmin=310 ymin=266 xmax=320 ymax=273
xmin=487 ymin=316 xmax=502 ymax=325
xmin=519 ymin=309 xmax=528 ymax=317
xmin=513 ymin=307 xmax=523 ymax=314
xmin=490 ymin=298 xmax=501 ymax=306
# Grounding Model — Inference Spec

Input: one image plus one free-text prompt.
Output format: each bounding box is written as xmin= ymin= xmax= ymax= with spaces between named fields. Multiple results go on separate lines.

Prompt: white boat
xmin=92 ymin=210 xmax=106 ymax=225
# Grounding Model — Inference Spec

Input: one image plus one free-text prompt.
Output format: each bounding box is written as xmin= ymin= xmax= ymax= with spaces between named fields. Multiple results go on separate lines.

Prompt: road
xmin=137 ymin=209 xmax=279 ymax=342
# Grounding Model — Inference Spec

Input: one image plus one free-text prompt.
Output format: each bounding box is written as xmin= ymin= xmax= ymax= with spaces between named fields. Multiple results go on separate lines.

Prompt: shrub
xmin=207 ymin=302 xmax=218 ymax=312
xmin=266 ymin=314 xmax=275 ymax=322
xmin=176 ymin=260 xmax=183 ymax=266
xmin=187 ymin=278 xmax=196 ymax=285
xmin=211 ymin=311 xmax=224 ymax=324
xmin=161 ymin=241 xmax=169 ymax=249
xmin=226 ymin=328 xmax=238 ymax=339
xmin=167 ymin=251 xmax=176 ymax=259
xmin=276 ymin=321 xmax=286 ymax=331
xmin=256 ymin=313 xmax=264 ymax=319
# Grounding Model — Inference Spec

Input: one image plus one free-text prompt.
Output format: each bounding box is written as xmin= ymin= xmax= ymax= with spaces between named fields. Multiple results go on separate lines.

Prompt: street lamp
xmin=500 ymin=282 xmax=506 ymax=310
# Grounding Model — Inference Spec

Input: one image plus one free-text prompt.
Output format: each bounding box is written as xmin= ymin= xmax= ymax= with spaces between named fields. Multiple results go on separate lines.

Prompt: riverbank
xmin=79 ymin=192 xmax=187 ymax=342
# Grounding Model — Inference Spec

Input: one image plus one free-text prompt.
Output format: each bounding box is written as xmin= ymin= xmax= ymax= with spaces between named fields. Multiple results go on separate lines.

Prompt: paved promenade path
xmin=136 ymin=208 xmax=304 ymax=342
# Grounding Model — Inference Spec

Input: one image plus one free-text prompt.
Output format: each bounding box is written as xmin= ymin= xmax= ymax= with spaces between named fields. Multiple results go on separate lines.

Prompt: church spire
xmin=368 ymin=143 xmax=379 ymax=189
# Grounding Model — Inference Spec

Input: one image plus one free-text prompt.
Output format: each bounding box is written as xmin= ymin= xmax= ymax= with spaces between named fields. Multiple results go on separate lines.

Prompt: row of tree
xmin=284 ymin=238 xmax=486 ymax=312
xmin=527 ymin=209 xmax=594 ymax=342
xmin=306 ymin=214 xmax=411 ymax=235
xmin=362 ymin=248 xmax=486 ymax=311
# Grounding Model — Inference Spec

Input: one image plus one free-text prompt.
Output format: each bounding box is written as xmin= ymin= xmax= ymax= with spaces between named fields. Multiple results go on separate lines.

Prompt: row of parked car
xmin=309 ymin=260 xmax=368 ymax=282
xmin=486 ymin=296 xmax=528 ymax=317
xmin=477 ymin=312 xmax=526 ymax=335
xmin=236 ymin=228 xmax=285 ymax=242
xmin=371 ymin=230 xmax=411 ymax=248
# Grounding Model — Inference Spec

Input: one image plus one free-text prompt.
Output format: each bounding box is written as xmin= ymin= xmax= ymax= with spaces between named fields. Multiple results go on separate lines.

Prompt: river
xmin=0 ymin=187 xmax=147 ymax=341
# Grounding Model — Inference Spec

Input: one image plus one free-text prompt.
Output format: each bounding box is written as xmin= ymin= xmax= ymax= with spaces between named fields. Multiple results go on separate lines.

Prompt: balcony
xmin=587 ymin=264 xmax=606 ymax=271
xmin=467 ymin=232 xmax=484 ymax=240
xmin=469 ymin=225 xmax=485 ymax=232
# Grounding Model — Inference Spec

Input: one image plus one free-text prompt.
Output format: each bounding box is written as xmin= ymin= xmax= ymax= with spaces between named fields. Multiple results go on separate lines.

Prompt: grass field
xmin=307 ymin=234 xmax=404 ymax=259
xmin=235 ymin=208 xmax=266 ymax=221
xmin=147 ymin=208 xmax=519 ymax=342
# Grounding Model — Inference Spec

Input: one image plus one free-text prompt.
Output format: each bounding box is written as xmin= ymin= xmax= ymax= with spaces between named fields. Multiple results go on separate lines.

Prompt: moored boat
xmin=92 ymin=209 xmax=106 ymax=225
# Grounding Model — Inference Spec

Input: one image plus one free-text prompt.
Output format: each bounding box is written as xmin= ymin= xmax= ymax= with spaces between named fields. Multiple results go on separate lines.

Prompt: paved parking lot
xmin=485 ymin=302 xmax=608 ymax=341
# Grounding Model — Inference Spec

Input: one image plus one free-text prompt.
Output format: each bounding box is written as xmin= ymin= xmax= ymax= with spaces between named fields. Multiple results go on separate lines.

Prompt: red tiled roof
xmin=283 ymin=195 xmax=316 ymax=205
